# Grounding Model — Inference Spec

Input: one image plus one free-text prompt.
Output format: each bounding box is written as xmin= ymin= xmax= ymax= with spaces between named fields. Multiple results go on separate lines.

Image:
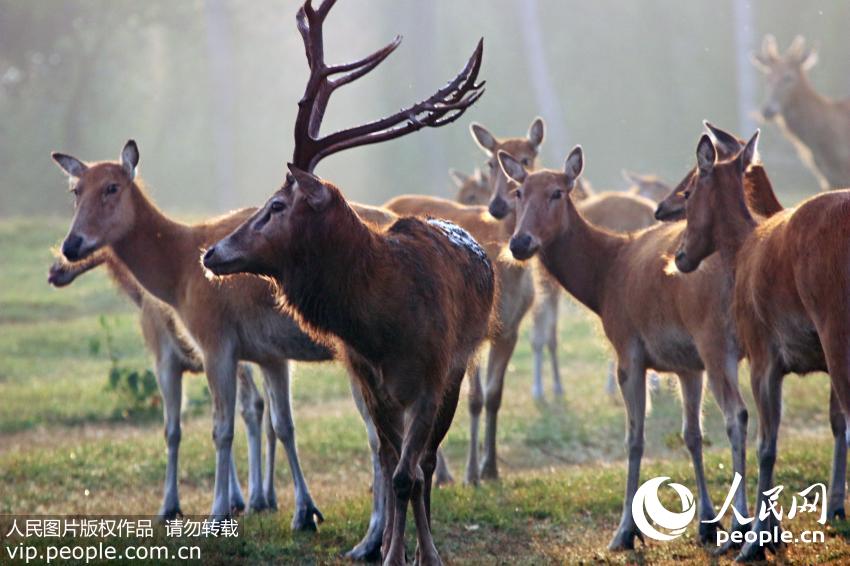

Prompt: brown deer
xmin=501 ymin=145 xmax=751 ymax=550
xmin=450 ymin=168 xmax=490 ymax=205
xmin=752 ymin=35 xmax=850 ymax=190
xmin=655 ymin=122 xmax=784 ymax=222
xmin=674 ymin=130 xmax=850 ymax=561
xmin=383 ymin=194 xmax=534 ymax=485
xmin=47 ymin=250 xmax=276 ymax=518
xmin=202 ymin=4 xmax=489 ymax=563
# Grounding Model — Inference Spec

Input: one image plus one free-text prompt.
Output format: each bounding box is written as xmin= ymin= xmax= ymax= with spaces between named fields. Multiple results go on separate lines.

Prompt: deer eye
xmin=521 ymin=158 xmax=531 ymax=167
xmin=551 ymin=189 xmax=563 ymax=200
xmin=269 ymin=200 xmax=286 ymax=213
xmin=105 ymin=183 xmax=119 ymax=195
xmin=514 ymin=189 xmax=522 ymax=200
xmin=682 ymin=189 xmax=692 ymax=201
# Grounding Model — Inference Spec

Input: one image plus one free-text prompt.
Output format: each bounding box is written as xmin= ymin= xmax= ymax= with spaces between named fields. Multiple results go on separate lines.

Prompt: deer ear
xmin=696 ymin=134 xmax=716 ymax=174
xmin=703 ymin=120 xmax=742 ymax=158
xmin=739 ymin=130 xmax=760 ymax=171
xmin=527 ymin=117 xmax=545 ymax=148
xmin=449 ymin=168 xmax=469 ymax=189
xmin=621 ymin=169 xmax=643 ymax=186
xmin=801 ymin=47 xmax=818 ymax=71
xmin=51 ymin=152 xmax=88 ymax=178
xmin=121 ymin=140 xmax=139 ymax=180
xmin=288 ymin=164 xmax=330 ymax=211
xmin=563 ymin=145 xmax=584 ymax=184
xmin=497 ymin=151 xmax=526 ymax=184
xmin=470 ymin=123 xmax=498 ymax=153
xmin=762 ymin=34 xmax=779 ymax=60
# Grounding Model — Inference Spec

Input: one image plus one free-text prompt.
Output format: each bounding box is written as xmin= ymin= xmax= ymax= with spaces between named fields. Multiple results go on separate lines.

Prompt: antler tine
xmin=306 ymin=39 xmax=485 ymax=170
xmin=328 ymin=35 xmax=403 ymax=88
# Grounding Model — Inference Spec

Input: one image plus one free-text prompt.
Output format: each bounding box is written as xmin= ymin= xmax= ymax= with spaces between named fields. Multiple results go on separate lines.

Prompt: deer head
xmin=674 ymin=131 xmax=760 ymax=273
xmin=655 ymin=121 xmax=753 ymax=221
xmin=502 ymin=145 xmax=584 ymax=261
xmin=450 ymin=168 xmax=490 ymax=205
xmin=469 ymin=117 xmax=544 ymax=219
xmin=622 ymin=170 xmax=672 ymax=202
xmin=51 ymin=140 xmax=140 ymax=261
xmin=204 ymin=0 xmax=485 ymax=274
xmin=752 ymin=35 xmax=818 ymax=120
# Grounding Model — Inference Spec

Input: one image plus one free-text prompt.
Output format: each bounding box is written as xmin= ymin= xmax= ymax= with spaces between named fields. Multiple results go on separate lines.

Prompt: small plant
xmin=98 ymin=315 xmax=160 ymax=415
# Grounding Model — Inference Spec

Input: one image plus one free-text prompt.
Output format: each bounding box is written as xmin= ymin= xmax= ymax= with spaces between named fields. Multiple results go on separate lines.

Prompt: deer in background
xmin=383 ymin=193 xmax=535 ymax=485
xmin=502 ymin=144 xmax=750 ymax=550
xmin=752 ymin=35 xmax=850 ymax=190
xmin=47 ymin=250 xmax=275 ymax=518
xmin=622 ymin=170 xmax=674 ymax=202
xmin=202 ymin=2 xmax=488 ymax=561
xmin=450 ymin=168 xmax=489 ymax=205
xmin=675 ymin=130 xmax=850 ymax=561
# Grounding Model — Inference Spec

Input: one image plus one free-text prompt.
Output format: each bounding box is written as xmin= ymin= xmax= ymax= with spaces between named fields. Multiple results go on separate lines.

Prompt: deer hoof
xmin=607 ymin=526 xmax=638 ymax=551
xmin=157 ymin=505 xmax=183 ymax=522
xmin=291 ymin=501 xmax=324 ymax=532
xmin=699 ymin=521 xmax=720 ymax=546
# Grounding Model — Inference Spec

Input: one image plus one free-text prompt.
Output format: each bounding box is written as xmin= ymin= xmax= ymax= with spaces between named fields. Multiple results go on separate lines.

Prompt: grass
xmin=1 ymin=216 xmax=850 ymax=563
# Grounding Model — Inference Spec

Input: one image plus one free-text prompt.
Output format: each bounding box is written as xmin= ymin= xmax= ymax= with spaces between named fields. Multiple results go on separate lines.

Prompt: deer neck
xmin=781 ymin=77 xmax=833 ymax=155
xmin=280 ymin=200 xmax=379 ymax=354
xmin=110 ymin=187 xmax=193 ymax=307
xmin=715 ymin=185 xmax=757 ymax=272
xmin=539 ymin=202 xmax=623 ymax=315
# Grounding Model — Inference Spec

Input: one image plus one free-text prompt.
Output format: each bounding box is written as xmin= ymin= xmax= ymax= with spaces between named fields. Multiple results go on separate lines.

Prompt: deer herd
xmin=43 ymin=1 xmax=850 ymax=563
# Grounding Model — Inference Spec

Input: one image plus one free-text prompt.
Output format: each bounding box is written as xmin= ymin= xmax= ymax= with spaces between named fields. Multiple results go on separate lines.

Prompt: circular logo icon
xmin=632 ymin=476 xmax=696 ymax=541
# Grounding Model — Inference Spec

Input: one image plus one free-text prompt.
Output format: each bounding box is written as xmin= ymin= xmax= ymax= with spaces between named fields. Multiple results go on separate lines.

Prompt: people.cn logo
xmin=632 ymin=476 xmax=696 ymax=541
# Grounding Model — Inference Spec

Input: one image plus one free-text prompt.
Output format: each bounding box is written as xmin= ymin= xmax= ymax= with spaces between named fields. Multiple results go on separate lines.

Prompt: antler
xmin=291 ymin=0 xmax=485 ymax=172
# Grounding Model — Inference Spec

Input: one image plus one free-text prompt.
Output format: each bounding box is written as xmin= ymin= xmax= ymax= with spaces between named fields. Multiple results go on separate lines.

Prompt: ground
xmin=1 ymin=217 xmax=850 ymax=564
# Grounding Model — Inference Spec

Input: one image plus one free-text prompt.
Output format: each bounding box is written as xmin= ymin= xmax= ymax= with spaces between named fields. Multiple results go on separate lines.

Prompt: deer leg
xmin=465 ymin=364 xmax=483 ymax=486
xmin=204 ymin=349 xmax=238 ymax=520
xmin=228 ymin=452 xmax=246 ymax=514
xmin=346 ymin=380 xmax=386 ymax=562
xmin=388 ymin=395 xmax=439 ymax=566
xmin=481 ymin=331 xmax=519 ymax=480
xmin=677 ymin=370 xmax=717 ymax=545
xmin=703 ymin=350 xmax=749 ymax=541
xmin=262 ymin=386 xmax=278 ymax=511
xmin=608 ymin=352 xmax=647 ymax=551
xmin=154 ymin=352 xmax=184 ymax=521
xmin=546 ymin=295 xmax=563 ymax=398
xmin=828 ymin=386 xmax=847 ymax=520
xmin=261 ymin=361 xmax=322 ymax=532
xmin=433 ymin=450 xmax=454 ymax=486
xmin=236 ymin=364 xmax=268 ymax=513
xmin=605 ymin=360 xmax=620 ymax=402
xmin=530 ymin=292 xmax=555 ymax=401
xmin=737 ymin=355 xmax=784 ymax=562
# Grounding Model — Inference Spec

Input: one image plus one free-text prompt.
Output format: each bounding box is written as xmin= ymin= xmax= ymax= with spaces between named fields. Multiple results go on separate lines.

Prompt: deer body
xmin=384 ymin=194 xmax=534 ymax=485
xmin=48 ymin=252 xmax=275 ymax=517
xmin=503 ymin=147 xmax=749 ymax=550
xmin=675 ymin=130 xmax=850 ymax=559
xmin=204 ymin=171 xmax=495 ymax=565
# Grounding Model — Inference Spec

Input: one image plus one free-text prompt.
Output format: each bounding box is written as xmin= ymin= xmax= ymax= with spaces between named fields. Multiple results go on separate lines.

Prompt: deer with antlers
xmin=47 ymin=250 xmax=276 ymax=518
xmin=501 ymin=139 xmax=752 ymax=550
xmin=753 ymin=35 xmax=850 ymax=190
xmin=674 ymin=127 xmax=850 ymax=561
xmin=202 ymin=2 xmax=490 ymax=562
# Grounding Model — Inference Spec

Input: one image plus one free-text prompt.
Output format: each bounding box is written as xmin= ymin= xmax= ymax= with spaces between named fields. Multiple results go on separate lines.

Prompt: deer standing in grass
xmin=202 ymin=3 xmax=489 ymax=562
xmin=47 ymin=251 xmax=275 ymax=519
xmin=753 ymin=35 xmax=850 ymax=190
xmin=675 ymin=130 xmax=850 ymax=561
xmin=502 ymin=144 xmax=751 ymax=550
xmin=383 ymin=194 xmax=534 ymax=485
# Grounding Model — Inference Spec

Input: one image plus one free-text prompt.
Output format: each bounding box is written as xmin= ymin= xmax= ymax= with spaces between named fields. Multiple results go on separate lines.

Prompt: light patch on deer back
xmin=427 ymin=218 xmax=488 ymax=262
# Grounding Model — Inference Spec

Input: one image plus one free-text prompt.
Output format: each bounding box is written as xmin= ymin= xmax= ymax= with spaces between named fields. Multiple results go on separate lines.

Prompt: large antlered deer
xmin=383 ymin=194 xmax=534 ymax=485
xmin=674 ymin=129 xmax=850 ymax=561
xmin=202 ymin=4 xmax=490 ymax=564
xmin=752 ymin=35 xmax=850 ymax=190
xmin=501 ymin=143 xmax=751 ymax=550
xmin=47 ymin=251 xmax=276 ymax=518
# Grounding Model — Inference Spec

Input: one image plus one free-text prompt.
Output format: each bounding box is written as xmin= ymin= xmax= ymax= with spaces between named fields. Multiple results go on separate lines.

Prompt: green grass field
xmin=2 ymin=217 xmax=850 ymax=564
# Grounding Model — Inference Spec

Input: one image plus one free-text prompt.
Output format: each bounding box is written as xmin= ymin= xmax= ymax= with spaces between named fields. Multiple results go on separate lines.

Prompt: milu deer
xmin=622 ymin=170 xmax=674 ymax=202
xmin=202 ymin=3 xmax=489 ymax=562
xmin=450 ymin=168 xmax=489 ymax=205
xmin=47 ymin=250 xmax=276 ymax=518
xmin=383 ymin=194 xmax=535 ymax=485
xmin=501 ymin=145 xmax=751 ymax=550
xmin=753 ymin=35 xmax=850 ymax=190
xmin=674 ymin=130 xmax=850 ymax=561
